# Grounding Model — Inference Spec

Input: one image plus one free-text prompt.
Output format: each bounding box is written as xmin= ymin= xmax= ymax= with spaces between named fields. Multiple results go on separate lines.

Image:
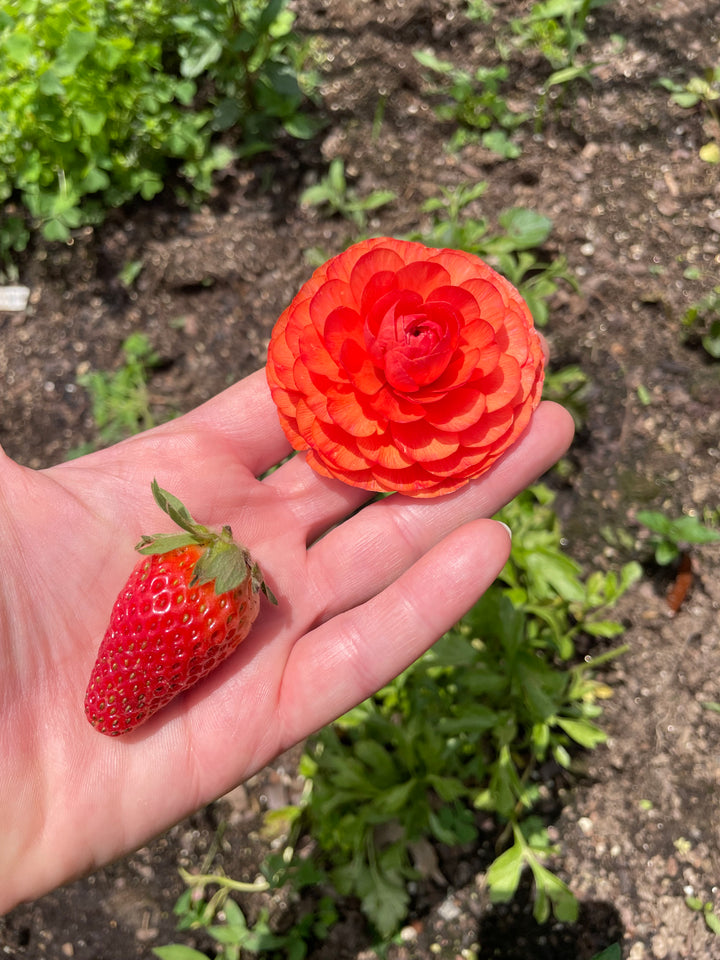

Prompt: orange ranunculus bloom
xmin=266 ymin=237 xmax=545 ymax=497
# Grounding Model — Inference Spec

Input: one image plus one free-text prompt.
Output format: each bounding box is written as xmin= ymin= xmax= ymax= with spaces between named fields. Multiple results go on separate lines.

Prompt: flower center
xmin=366 ymin=291 xmax=461 ymax=392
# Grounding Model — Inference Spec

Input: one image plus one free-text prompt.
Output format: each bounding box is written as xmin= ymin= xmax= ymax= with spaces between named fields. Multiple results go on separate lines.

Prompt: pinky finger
xmin=275 ymin=518 xmax=512 ymax=745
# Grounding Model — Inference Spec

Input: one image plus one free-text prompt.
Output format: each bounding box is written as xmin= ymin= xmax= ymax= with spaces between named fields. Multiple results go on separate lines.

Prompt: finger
xmin=275 ymin=518 xmax=512 ymax=741
xmin=304 ymin=399 xmax=574 ymax=623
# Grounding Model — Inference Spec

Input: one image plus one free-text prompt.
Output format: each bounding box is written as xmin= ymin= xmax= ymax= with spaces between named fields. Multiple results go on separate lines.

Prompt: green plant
xmin=413 ymin=50 xmax=527 ymax=156
xmin=685 ymin=895 xmax=720 ymax=936
xmin=158 ymin=487 xmax=640 ymax=948
xmin=510 ymin=0 xmax=611 ymax=125
xmin=512 ymin=0 xmax=610 ymax=67
xmin=681 ymin=285 xmax=720 ymax=358
xmin=300 ymin=157 xmax=396 ymax=228
xmin=590 ymin=946 xmax=621 ymax=960
xmin=636 ymin=510 xmax=720 ymax=566
xmin=170 ymin=0 xmax=323 ymax=154
xmin=271 ymin=486 xmax=640 ymax=936
xmin=0 ymin=0 xmax=318 ymax=262
xmin=73 ymin=332 xmax=165 ymax=453
xmin=465 ymin=0 xmax=493 ymax=23
xmin=659 ymin=66 xmax=720 ymax=164
xmin=155 ymin=865 xmax=337 ymax=960
xmin=542 ymin=364 xmax=590 ymax=430
xmin=511 ymin=0 xmax=609 ymax=73
xmin=405 ymin=185 xmax=578 ymax=325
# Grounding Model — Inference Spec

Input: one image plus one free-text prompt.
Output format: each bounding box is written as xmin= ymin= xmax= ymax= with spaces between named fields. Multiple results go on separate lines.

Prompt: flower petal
xmin=356 ymin=432 xmax=416 ymax=470
xmin=349 ymin=246 xmax=406 ymax=303
xmin=423 ymin=387 xmax=486 ymax=430
xmin=326 ymin=385 xmax=381 ymax=437
xmin=395 ymin=260 xmax=451 ymax=298
xmin=391 ymin=421 xmax=460 ymax=462
xmin=475 ymin=353 xmax=522 ymax=412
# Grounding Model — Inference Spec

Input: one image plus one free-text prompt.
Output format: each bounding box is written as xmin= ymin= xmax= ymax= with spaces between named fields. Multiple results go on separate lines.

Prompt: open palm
xmin=0 ymin=367 xmax=573 ymax=913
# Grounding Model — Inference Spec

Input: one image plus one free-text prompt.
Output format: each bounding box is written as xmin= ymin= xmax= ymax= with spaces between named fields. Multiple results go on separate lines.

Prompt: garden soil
xmin=2 ymin=0 xmax=720 ymax=958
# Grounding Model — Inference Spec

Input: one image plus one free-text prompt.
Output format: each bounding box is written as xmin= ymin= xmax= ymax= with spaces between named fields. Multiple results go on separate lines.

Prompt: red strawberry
xmin=84 ymin=480 xmax=276 ymax=737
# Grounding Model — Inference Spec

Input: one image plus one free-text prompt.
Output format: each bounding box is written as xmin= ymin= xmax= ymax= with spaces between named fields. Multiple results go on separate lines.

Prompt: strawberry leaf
xmin=136 ymin=532 xmax=199 ymax=554
xmin=191 ymin=539 xmax=250 ymax=595
xmin=151 ymin=479 xmax=210 ymax=539
xmin=138 ymin=480 xmax=277 ymax=602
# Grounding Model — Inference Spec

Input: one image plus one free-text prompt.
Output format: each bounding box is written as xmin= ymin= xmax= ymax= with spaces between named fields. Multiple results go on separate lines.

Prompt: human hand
xmin=0 ymin=366 xmax=573 ymax=912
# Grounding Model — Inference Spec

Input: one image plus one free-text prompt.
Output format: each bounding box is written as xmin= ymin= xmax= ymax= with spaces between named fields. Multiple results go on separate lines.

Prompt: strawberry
xmin=84 ymin=480 xmax=276 ymax=737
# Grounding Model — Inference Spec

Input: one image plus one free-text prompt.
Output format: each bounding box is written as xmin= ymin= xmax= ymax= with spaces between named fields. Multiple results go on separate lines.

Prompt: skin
xmin=0 ymin=366 xmax=573 ymax=913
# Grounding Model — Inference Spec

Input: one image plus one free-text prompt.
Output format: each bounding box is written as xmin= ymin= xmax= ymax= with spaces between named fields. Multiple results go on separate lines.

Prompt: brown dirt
xmin=2 ymin=0 xmax=720 ymax=958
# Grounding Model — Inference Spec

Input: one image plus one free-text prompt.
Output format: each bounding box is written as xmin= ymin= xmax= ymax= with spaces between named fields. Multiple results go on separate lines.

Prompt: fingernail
xmin=496 ymin=521 xmax=512 ymax=540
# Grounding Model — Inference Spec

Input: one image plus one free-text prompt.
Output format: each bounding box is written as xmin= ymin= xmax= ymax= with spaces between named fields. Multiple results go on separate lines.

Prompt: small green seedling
xmin=155 ymin=866 xmax=337 ymax=960
xmin=685 ymin=895 xmax=720 ymax=935
xmin=659 ymin=66 xmax=720 ymax=110
xmin=300 ymin=157 xmax=396 ymax=228
xmin=636 ymin=510 xmax=720 ymax=566
xmin=413 ymin=50 xmax=527 ymax=156
xmin=682 ymin=285 xmax=720 ymax=359
xmin=510 ymin=0 xmax=612 ymax=125
xmin=659 ymin=66 xmax=720 ymax=163
xmin=71 ymin=332 xmax=168 ymax=455
xmin=542 ymin=364 xmax=590 ymax=429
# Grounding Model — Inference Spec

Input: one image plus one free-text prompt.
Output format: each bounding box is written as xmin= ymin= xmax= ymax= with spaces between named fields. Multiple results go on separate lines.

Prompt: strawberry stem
xmin=135 ymin=480 xmax=277 ymax=602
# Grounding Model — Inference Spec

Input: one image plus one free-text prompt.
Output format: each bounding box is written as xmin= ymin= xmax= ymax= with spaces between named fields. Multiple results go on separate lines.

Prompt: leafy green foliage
xmin=685 ymin=895 xmax=720 ymax=936
xmin=413 ymin=50 xmax=527 ymax=156
xmin=155 ymin=867 xmax=337 ymax=960
xmin=405 ymin=183 xmax=577 ymax=325
xmin=465 ymin=0 xmax=494 ymax=23
xmin=659 ymin=66 xmax=720 ymax=164
xmin=273 ymin=486 xmax=640 ymax=936
xmin=681 ymin=285 xmax=720 ymax=359
xmin=510 ymin=0 xmax=610 ymax=73
xmin=509 ymin=0 xmax=612 ymax=128
xmin=158 ymin=493 xmax=640 ymax=951
xmin=0 ymin=0 xmax=318 ymax=262
xmin=659 ymin=65 xmax=720 ymax=110
xmin=300 ymin=157 xmax=396 ymax=228
xmin=541 ymin=364 xmax=590 ymax=430
xmin=636 ymin=510 xmax=720 ymax=566
xmin=71 ymin=332 xmax=167 ymax=454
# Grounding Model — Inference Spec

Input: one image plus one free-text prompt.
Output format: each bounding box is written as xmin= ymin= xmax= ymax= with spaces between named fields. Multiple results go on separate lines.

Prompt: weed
xmin=659 ymin=66 xmax=720 ymax=164
xmin=685 ymin=895 xmax=720 ymax=936
xmin=300 ymin=157 xmax=396 ymax=228
xmin=510 ymin=0 xmax=612 ymax=126
xmin=71 ymin=332 xmax=168 ymax=455
xmin=158 ymin=487 xmax=640 ymax=949
xmin=681 ymin=285 xmax=720 ymax=359
xmin=413 ymin=50 xmax=527 ymax=157
xmin=511 ymin=0 xmax=610 ymax=71
xmin=155 ymin=866 xmax=336 ymax=960
xmin=636 ymin=510 xmax=720 ymax=566
xmin=542 ymin=364 xmax=590 ymax=430
xmin=465 ymin=0 xmax=493 ymax=23
xmin=118 ymin=259 xmax=144 ymax=289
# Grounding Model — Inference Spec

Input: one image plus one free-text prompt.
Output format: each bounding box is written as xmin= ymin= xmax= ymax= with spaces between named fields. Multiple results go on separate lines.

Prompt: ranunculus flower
xmin=266 ymin=237 xmax=544 ymax=497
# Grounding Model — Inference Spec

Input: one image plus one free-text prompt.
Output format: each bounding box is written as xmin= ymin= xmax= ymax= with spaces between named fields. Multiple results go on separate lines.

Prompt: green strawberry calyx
xmin=136 ymin=479 xmax=277 ymax=603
